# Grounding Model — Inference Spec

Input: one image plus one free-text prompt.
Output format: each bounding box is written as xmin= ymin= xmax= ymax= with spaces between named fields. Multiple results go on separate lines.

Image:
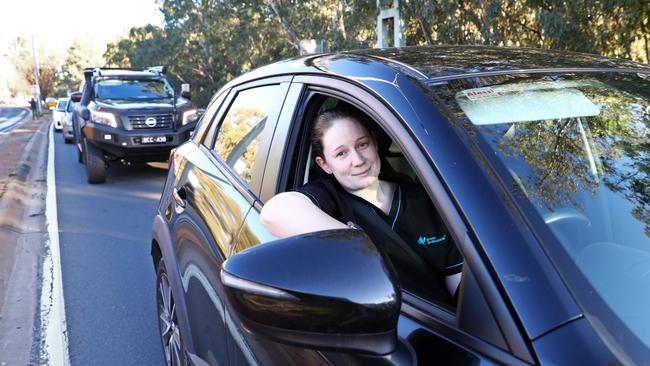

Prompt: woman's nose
xmin=351 ymin=150 xmax=365 ymax=166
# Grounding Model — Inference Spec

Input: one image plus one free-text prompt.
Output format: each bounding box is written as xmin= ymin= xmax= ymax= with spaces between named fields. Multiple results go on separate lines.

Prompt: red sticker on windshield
xmin=462 ymin=87 xmax=500 ymax=101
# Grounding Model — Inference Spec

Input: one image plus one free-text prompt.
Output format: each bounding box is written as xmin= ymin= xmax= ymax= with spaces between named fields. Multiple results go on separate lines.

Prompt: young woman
xmin=260 ymin=107 xmax=463 ymax=299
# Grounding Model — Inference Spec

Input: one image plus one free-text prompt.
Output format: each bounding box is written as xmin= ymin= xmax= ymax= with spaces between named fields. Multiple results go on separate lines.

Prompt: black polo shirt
xmin=295 ymin=177 xmax=464 ymax=301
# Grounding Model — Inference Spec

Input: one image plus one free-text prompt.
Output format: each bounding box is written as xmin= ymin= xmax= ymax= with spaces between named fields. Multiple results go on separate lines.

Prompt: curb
xmin=0 ymin=118 xmax=50 ymax=365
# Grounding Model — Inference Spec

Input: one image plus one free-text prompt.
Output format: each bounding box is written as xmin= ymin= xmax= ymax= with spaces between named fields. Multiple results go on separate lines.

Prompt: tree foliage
xmin=56 ymin=39 xmax=105 ymax=95
xmin=104 ymin=0 xmax=649 ymax=107
xmin=8 ymin=37 xmax=60 ymax=100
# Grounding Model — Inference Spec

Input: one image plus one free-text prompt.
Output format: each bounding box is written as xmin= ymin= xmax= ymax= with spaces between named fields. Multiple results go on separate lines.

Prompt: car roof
xmin=351 ymin=45 xmax=650 ymax=79
xmin=228 ymin=45 xmax=650 ymax=88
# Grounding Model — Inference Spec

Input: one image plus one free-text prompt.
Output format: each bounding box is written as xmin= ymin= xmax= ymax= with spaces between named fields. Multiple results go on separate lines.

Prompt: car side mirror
xmin=69 ymin=92 xmax=82 ymax=102
xmin=221 ymin=229 xmax=402 ymax=356
xmin=81 ymin=107 xmax=91 ymax=121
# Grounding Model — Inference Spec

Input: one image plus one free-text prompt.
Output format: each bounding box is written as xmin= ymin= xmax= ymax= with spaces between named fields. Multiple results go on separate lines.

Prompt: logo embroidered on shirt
xmin=417 ymin=235 xmax=447 ymax=246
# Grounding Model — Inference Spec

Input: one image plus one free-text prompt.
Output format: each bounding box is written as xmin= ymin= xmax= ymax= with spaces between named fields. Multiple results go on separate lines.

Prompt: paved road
xmin=0 ymin=106 xmax=30 ymax=132
xmin=54 ymin=132 xmax=166 ymax=365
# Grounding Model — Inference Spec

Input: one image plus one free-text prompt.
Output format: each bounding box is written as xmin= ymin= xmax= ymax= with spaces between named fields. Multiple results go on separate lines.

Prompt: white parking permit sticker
xmin=462 ymin=87 xmax=500 ymax=101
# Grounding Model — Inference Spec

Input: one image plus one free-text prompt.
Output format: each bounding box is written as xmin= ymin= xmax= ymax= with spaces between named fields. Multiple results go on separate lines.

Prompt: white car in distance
xmin=52 ymin=97 xmax=68 ymax=132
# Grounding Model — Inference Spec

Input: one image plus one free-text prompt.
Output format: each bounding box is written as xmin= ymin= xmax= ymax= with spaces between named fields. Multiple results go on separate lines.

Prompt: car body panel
xmin=163 ymin=141 xmax=251 ymax=365
xmin=62 ymin=99 xmax=75 ymax=140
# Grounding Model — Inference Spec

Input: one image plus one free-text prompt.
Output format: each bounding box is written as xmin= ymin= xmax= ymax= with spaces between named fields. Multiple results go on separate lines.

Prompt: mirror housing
xmin=221 ymin=229 xmax=401 ymax=355
xmin=80 ymin=107 xmax=91 ymax=121
xmin=180 ymin=83 xmax=191 ymax=99
xmin=69 ymin=92 xmax=82 ymax=103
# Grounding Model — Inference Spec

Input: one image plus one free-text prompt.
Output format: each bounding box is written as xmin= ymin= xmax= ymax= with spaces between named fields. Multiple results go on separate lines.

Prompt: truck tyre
xmin=84 ymin=139 xmax=106 ymax=184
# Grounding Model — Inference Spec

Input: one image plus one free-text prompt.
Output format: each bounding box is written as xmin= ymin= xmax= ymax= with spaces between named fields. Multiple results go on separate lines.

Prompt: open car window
xmin=285 ymin=95 xmax=464 ymax=309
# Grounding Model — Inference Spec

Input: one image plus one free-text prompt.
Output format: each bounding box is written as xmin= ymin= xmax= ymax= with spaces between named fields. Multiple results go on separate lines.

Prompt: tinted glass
xmin=56 ymin=99 xmax=68 ymax=111
xmin=66 ymin=100 xmax=74 ymax=112
xmin=194 ymin=90 xmax=228 ymax=145
xmin=214 ymin=85 xmax=284 ymax=184
xmin=94 ymin=78 xmax=173 ymax=99
xmin=435 ymin=72 xmax=650 ymax=354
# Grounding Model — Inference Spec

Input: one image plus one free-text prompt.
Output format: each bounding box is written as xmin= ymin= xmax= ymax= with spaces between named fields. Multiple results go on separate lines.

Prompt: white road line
xmin=40 ymin=122 xmax=70 ymax=365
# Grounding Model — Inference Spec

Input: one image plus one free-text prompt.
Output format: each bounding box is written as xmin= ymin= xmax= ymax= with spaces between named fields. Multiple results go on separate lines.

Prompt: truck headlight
xmin=91 ymin=111 xmax=117 ymax=128
xmin=182 ymin=109 xmax=199 ymax=125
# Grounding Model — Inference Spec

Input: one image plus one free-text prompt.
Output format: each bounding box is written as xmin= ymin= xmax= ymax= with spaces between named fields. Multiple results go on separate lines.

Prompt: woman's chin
xmin=343 ymin=176 xmax=378 ymax=191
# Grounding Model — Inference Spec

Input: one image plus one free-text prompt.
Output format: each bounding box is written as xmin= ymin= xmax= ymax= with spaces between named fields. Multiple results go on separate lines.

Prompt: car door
xmin=231 ymin=76 xmax=538 ymax=365
xmin=168 ymin=78 xmax=290 ymax=365
xmin=223 ymin=82 xmax=334 ymax=366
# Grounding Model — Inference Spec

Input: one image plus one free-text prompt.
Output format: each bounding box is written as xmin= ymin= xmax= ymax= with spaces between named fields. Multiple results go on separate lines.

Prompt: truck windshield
xmin=435 ymin=72 xmax=650 ymax=356
xmin=94 ymin=78 xmax=173 ymax=100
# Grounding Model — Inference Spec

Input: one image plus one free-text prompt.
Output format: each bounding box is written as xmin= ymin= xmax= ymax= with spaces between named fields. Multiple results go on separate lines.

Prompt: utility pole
xmin=376 ymin=0 xmax=405 ymax=48
xmin=30 ymin=34 xmax=42 ymax=116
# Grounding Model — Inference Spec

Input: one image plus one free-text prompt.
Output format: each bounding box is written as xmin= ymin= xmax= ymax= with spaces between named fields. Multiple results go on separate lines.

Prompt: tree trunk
xmin=337 ymin=0 xmax=347 ymax=42
xmin=643 ymin=34 xmax=650 ymax=64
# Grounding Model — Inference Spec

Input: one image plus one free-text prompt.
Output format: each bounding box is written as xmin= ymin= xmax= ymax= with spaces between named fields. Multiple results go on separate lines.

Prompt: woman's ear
xmin=315 ymin=156 xmax=332 ymax=175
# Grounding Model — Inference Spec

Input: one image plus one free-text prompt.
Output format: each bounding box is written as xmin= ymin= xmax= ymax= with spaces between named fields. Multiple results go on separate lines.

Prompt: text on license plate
xmin=142 ymin=136 xmax=167 ymax=144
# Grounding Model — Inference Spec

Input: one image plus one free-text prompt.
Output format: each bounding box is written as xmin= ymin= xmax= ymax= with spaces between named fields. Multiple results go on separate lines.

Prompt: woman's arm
xmin=260 ymin=192 xmax=347 ymax=238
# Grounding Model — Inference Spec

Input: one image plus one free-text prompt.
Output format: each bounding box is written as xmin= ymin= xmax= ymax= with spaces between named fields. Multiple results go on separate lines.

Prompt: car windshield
xmin=66 ymin=100 xmax=74 ymax=112
xmin=435 ymin=72 xmax=650 ymax=354
xmin=94 ymin=78 xmax=173 ymax=100
xmin=56 ymin=99 xmax=68 ymax=111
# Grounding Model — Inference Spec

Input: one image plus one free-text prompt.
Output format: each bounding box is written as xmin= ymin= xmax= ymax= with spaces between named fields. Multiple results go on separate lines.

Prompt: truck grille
xmin=129 ymin=114 xmax=174 ymax=129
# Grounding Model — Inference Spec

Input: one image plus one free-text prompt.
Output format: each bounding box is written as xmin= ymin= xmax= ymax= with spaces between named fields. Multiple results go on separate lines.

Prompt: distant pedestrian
xmin=29 ymin=98 xmax=37 ymax=120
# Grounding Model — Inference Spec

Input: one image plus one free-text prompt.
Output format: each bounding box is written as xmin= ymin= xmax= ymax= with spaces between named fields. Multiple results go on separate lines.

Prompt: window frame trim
xmin=193 ymin=88 xmax=231 ymax=145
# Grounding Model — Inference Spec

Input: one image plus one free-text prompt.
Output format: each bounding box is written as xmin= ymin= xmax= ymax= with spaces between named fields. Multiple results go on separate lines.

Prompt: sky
xmin=0 ymin=0 xmax=163 ymax=51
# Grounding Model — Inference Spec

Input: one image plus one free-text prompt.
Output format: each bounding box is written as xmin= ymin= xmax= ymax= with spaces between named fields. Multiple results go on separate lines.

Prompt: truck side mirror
xmin=181 ymin=83 xmax=191 ymax=99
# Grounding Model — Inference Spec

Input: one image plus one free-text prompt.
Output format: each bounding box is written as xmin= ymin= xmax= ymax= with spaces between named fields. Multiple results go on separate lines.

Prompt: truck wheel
xmin=83 ymin=139 xmax=106 ymax=184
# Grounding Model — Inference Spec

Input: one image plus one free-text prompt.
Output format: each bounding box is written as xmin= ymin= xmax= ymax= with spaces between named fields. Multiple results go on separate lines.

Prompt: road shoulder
xmin=0 ymin=116 xmax=50 ymax=365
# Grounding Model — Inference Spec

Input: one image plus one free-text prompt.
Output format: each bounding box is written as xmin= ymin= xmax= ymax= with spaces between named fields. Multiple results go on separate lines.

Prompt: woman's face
xmin=315 ymin=117 xmax=380 ymax=192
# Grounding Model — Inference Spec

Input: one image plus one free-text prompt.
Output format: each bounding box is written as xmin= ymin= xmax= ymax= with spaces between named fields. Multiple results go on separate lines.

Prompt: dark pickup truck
xmin=72 ymin=66 xmax=199 ymax=183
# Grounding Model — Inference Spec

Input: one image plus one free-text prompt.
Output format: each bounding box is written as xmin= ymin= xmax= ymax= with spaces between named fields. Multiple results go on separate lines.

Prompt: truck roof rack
xmin=83 ymin=66 xmax=167 ymax=79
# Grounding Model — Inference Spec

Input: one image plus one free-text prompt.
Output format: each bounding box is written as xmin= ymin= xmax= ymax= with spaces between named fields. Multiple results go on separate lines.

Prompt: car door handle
xmin=172 ymin=186 xmax=187 ymax=209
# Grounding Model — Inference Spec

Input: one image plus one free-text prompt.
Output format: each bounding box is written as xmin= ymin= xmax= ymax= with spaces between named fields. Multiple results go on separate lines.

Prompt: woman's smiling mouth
xmin=352 ymin=168 xmax=371 ymax=177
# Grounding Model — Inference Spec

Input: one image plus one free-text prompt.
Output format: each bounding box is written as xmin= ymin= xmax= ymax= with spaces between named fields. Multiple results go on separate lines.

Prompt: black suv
xmin=72 ymin=66 xmax=199 ymax=183
xmin=152 ymin=46 xmax=650 ymax=365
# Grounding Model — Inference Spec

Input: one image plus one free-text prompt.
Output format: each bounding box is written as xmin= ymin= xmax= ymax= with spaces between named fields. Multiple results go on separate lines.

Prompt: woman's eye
xmin=336 ymin=151 xmax=347 ymax=158
xmin=358 ymin=142 xmax=369 ymax=149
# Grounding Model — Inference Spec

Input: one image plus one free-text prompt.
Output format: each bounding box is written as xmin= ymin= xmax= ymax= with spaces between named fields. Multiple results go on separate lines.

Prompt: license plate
xmin=141 ymin=136 xmax=167 ymax=144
